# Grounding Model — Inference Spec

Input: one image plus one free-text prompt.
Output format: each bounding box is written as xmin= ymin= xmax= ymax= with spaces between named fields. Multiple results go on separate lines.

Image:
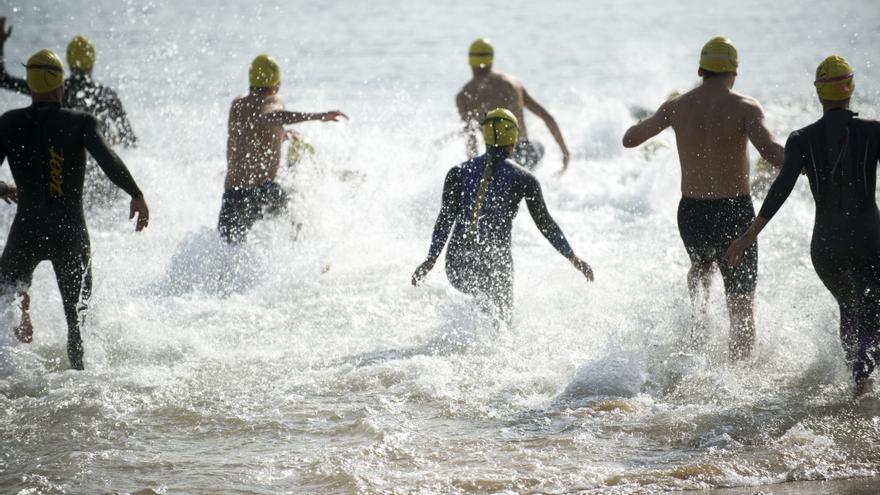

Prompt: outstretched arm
xmin=83 ymin=115 xmax=149 ymax=230
xmin=622 ymin=100 xmax=671 ymax=148
xmin=522 ymin=175 xmax=593 ymax=281
xmin=0 ymin=17 xmax=30 ymax=96
xmin=257 ymin=109 xmax=348 ymax=127
xmin=412 ymin=168 xmax=461 ymax=286
xmin=744 ymin=99 xmax=784 ymax=167
xmin=724 ymin=136 xmax=805 ymax=265
xmin=522 ymin=88 xmax=570 ymax=172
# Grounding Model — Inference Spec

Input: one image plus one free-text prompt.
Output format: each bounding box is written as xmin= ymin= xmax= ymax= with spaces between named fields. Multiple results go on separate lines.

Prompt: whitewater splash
xmin=1 ymin=0 xmax=880 ymax=493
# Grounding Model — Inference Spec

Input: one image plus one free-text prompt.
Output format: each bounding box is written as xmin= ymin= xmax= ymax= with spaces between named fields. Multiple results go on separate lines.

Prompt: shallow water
xmin=1 ymin=0 xmax=880 ymax=493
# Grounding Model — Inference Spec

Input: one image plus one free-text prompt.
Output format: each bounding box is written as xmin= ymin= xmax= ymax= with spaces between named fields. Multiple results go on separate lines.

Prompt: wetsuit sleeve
xmin=0 ymin=124 xmax=6 ymax=165
xmin=0 ymin=46 xmax=31 ymax=95
xmin=83 ymin=114 xmax=143 ymax=198
xmin=105 ymin=87 xmax=138 ymax=147
xmin=521 ymin=174 xmax=575 ymax=257
xmin=427 ymin=167 xmax=461 ymax=260
xmin=758 ymin=134 xmax=806 ymax=220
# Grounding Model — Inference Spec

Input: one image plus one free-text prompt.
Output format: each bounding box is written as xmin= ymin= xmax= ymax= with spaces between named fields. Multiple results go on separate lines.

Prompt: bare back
xmin=456 ymin=71 xmax=530 ymax=138
xmin=666 ymin=85 xmax=760 ymax=199
xmin=225 ymin=93 xmax=285 ymax=190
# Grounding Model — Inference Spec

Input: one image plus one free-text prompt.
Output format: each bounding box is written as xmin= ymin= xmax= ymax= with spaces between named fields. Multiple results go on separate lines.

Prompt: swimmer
xmin=218 ymin=54 xmax=347 ymax=243
xmin=413 ymin=108 xmax=593 ymax=321
xmin=456 ymin=38 xmax=571 ymax=172
xmin=0 ymin=49 xmax=149 ymax=369
xmin=622 ymin=37 xmax=785 ymax=360
xmin=725 ymin=56 xmax=880 ymax=396
xmin=0 ymin=17 xmax=139 ymax=204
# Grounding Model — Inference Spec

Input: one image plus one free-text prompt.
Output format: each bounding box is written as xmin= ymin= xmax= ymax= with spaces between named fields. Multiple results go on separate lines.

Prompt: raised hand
xmin=0 ymin=17 xmax=12 ymax=45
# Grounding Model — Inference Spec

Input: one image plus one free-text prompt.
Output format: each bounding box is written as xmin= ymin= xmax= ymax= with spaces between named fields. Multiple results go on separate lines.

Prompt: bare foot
xmin=14 ymin=313 xmax=32 ymax=343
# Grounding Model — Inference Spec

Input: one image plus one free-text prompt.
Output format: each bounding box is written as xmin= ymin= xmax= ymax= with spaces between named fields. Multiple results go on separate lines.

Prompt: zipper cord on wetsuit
xmin=832 ymin=126 xmax=849 ymax=214
xmin=467 ymin=151 xmax=505 ymax=240
xmin=25 ymin=107 xmax=51 ymax=208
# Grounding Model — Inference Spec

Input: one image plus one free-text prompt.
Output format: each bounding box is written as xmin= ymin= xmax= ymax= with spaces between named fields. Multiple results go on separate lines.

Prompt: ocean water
xmin=1 ymin=0 xmax=880 ymax=493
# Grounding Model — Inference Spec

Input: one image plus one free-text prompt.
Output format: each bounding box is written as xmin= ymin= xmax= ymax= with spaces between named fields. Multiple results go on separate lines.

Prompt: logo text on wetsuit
xmin=48 ymin=146 xmax=64 ymax=197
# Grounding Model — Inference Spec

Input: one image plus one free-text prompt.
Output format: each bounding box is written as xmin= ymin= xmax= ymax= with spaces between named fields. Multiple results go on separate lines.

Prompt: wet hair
xmin=701 ymin=69 xmax=724 ymax=79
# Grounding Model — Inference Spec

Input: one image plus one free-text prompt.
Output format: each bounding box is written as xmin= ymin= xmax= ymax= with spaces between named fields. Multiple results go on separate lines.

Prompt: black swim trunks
xmin=217 ymin=180 xmax=288 ymax=243
xmin=513 ymin=140 xmax=545 ymax=171
xmin=677 ymin=195 xmax=757 ymax=294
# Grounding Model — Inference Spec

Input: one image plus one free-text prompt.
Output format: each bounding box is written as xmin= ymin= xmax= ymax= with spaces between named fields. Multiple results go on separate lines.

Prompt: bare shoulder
xmin=731 ymin=91 xmax=765 ymax=113
xmin=496 ymin=71 xmax=521 ymax=88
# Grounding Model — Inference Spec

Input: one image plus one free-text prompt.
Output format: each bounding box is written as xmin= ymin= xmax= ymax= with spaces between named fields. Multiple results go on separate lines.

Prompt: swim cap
xmin=699 ymin=37 xmax=738 ymax=73
xmin=815 ymin=55 xmax=854 ymax=101
xmin=249 ymin=54 xmax=281 ymax=88
xmin=25 ymin=49 xmax=64 ymax=94
xmin=67 ymin=35 xmax=96 ymax=71
xmin=468 ymin=38 xmax=494 ymax=68
xmin=482 ymin=108 xmax=519 ymax=147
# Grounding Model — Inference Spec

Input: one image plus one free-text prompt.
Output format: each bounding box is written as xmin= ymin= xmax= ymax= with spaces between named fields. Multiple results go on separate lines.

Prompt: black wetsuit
xmin=0 ymin=56 xmax=137 ymax=146
xmin=759 ymin=109 xmax=880 ymax=384
xmin=1 ymin=52 xmax=138 ymax=204
xmin=0 ymin=102 xmax=143 ymax=369
xmin=427 ymin=149 xmax=574 ymax=317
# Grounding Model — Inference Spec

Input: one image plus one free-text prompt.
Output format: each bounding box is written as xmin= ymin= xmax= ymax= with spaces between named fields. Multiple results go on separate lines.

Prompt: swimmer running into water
xmin=456 ymin=38 xmax=571 ymax=173
xmin=0 ymin=50 xmax=149 ymax=369
xmin=725 ymin=56 xmax=880 ymax=396
xmin=219 ymin=54 xmax=347 ymax=243
xmin=413 ymin=108 xmax=593 ymax=321
xmin=622 ymin=37 xmax=784 ymax=360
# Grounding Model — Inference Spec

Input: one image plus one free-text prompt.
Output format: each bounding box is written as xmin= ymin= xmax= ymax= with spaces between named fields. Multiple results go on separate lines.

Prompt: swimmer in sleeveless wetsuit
xmin=412 ymin=108 xmax=592 ymax=321
xmin=0 ymin=49 xmax=149 ymax=370
xmin=725 ymin=56 xmax=880 ymax=396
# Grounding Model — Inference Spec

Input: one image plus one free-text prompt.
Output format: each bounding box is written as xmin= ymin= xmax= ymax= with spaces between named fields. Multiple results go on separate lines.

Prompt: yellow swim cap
xmin=699 ymin=37 xmax=738 ymax=73
xmin=249 ymin=54 xmax=281 ymax=88
xmin=468 ymin=38 xmax=494 ymax=68
xmin=67 ymin=35 xmax=96 ymax=71
xmin=25 ymin=49 xmax=64 ymax=94
xmin=482 ymin=108 xmax=519 ymax=147
xmin=815 ymin=55 xmax=854 ymax=101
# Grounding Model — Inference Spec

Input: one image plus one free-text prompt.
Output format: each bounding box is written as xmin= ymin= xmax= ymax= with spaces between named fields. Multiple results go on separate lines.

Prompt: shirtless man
xmin=219 ymin=54 xmax=347 ymax=243
xmin=622 ymin=37 xmax=784 ymax=360
xmin=456 ymin=38 xmax=571 ymax=173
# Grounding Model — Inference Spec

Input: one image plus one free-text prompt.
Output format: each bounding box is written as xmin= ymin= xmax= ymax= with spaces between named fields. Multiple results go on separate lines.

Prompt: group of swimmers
xmin=0 ymin=19 xmax=877 ymax=397
xmin=414 ymin=37 xmax=880 ymax=397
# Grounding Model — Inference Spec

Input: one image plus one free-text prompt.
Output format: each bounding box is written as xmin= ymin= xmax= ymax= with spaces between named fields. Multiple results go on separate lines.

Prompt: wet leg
xmin=13 ymin=292 xmax=32 ymax=343
xmin=726 ymin=291 xmax=756 ymax=361
xmin=53 ymin=250 xmax=92 ymax=370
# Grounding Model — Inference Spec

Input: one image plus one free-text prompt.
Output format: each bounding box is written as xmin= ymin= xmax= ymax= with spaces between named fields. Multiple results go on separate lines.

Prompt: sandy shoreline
xmin=705 ymin=477 xmax=880 ymax=494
